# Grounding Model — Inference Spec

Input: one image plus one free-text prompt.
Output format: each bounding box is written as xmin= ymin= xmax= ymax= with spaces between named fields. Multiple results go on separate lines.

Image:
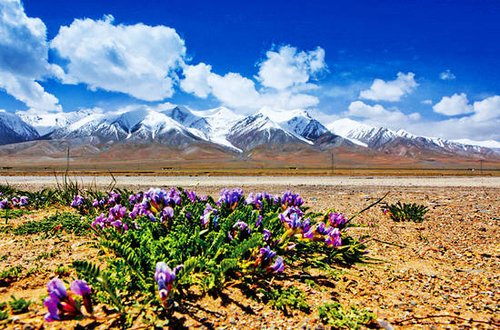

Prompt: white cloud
xmin=421 ymin=99 xmax=433 ymax=105
xmin=359 ymin=72 xmax=418 ymax=102
xmin=0 ymin=0 xmax=61 ymax=111
xmin=472 ymin=95 xmax=500 ymax=121
xmin=180 ymin=63 xmax=212 ymax=98
xmin=207 ymin=72 xmax=261 ymax=109
xmin=347 ymin=100 xmax=420 ymax=125
xmin=433 ymin=93 xmax=473 ymax=116
xmin=397 ymin=95 xmax=500 ymax=141
xmin=257 ymin=45 xmax=326 ymax=90
xmin=439 ymin=69 xmax=456 ymax=81
xmin=180 ymin=45 xmax=324 ymax=111
xmin=51 ymin=15 xmax=186 ymax=101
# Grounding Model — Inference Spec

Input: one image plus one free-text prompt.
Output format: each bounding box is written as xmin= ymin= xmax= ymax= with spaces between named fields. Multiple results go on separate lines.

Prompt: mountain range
xmin=1 ymin=105 xmax=499 ymax=165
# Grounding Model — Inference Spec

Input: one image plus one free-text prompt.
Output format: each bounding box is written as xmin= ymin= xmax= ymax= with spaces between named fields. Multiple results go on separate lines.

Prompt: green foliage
xmin=0 ymin=302 xmax=7 ymax=320
xmin=8 ymin=295 xmax=31 ymax=314
xmin=382 ymin=201 xmax=429 ymax=223
xmin=318 ymin=302 xmax=376 ymax=329
xmin=259 ymin=286 xmax=310 ymax=315
xmin=13 ymin=212 xmax=90 ymax=236
xmin=0 ymin=209 xmax=29 ymax=220
xmin=70 ymin=188 xmax=370 ymax=326
xmin=20 ymin=189 xmax=58 ymax=209
xmin=0 ymin=265 xmax=22 ymax=285
xmin=0 ymin=184 xmax=17 ymax=196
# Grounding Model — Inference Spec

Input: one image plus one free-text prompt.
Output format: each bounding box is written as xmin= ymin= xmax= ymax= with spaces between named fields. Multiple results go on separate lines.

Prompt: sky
xmin=0 ymin=0 xmax=499 ymax=141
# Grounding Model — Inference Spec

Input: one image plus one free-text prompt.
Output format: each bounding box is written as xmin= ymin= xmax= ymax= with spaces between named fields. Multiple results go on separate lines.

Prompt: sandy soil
xmin=0 ymin=182 xmax=498 ymax=329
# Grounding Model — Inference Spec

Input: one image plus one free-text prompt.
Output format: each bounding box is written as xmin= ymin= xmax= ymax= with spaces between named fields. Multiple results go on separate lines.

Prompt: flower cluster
xmin=217 ymin=188 xmax=244 ymax=208
xmin=280 ymin=191 xmax=304 ymax=208
xmin=328 ymin=212 xmax=348 ymax=229
xmin=154 ymin=262 xmax=183 ymax=306
xmin=0 ymin=195 xmax=29 ymax=209
xmin=200 ymin=203 xmax=217 ymax=227
xmin=44 ymin=278 xmax=92 ymax=322
xmin=245 ymin=192 xmax=277 ymax=209
xmin=129 ymin=188 xmax=180 ymax=222
xmin=92 ymin=191 xmax=122 ymax=209
xmin=278 ymin=206 xmax=343 ymax=248
xmin=257 ymin=246 xmax=284 ymax=273
xmin=92 ymin=204 xmax=129 ymax=230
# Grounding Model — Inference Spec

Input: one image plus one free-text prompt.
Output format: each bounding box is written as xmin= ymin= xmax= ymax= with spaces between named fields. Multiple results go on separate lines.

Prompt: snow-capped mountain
xmin=0 ymin=111 xmax=40 ymax=145
xmin=17 ymin=109 xmax=100 ymax=136
xmin=226 ymin=113 xmax=310 ymax=151
xmin=0 ymin=105 xmax=497 ymax=159
xmin=48 ymin=107 xmax=201 ymax=147
xmin=327 ymin=118 xmax=495 ymax=157
xmin=258 ymin=108 xmax=331 ymax=141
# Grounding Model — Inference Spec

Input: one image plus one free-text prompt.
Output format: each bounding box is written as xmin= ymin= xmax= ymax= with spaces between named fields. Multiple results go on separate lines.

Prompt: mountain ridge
xmin=1 ymin=105 xmax=498 ymax=161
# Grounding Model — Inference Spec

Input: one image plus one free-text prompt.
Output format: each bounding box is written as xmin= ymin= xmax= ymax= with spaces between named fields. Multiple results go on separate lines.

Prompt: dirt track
xmin=1 ymin=175 xmax=499 ymax=190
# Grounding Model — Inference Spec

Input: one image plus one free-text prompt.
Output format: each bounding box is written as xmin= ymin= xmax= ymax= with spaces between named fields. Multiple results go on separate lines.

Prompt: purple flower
xmin=0 ymin=198 xmax=7 ymax=209
xmin=11 ymin=197 xmax=19 ymax=206
xmin=91 ymin=213 xmax=106 ymax=229
xmin=70 ymin=195 xmax=84 ymax=208
xmin=107 ymin=191 xmax=121 ymax=205
xmin=19 ymin=196 xmax=29 ymax=206
xmin=259 ymin=246 xmax=276 ymax=260
xmin=263 ymin=229 xmax=271 ymax=241
xmin=329 ymin=212 xmax=348 ymax=228
xmin=160 ymin=207 xmax=174 ymax=222
xmin=281 ymin=191 xmax=304 ymax=208
xmin=279 ymin=207 xmax=303 ymax=229
xmin=44 ymin=296 xmax=60 ymax=322
xmin=201 ymin=203 xmax=216 ymax=227
xmin=154 ymin=262 xmax=182 ymax=305
xmin=268 ymin=256 xmax=285 ymax=273
xmin=217 ymin=188 xmax=243 ymax=207
xmin=70 ymin=279 xmax=91 ymax=296
xmin=186 ymin=190 xmax=197 ymax=203
xmin=47 ymin=278 xmax=67 ymax=299
xmin=316 ymin=222 xmax=329 ymax=235
xmin=302 ymin=226 xmax=315 ymax=239
xmin=325 ymin=228 xmax=342 ymax=247
xmin=256 ymin=214 xmax=263 ymax=227
xmin=70 ymin=279 xmax=93 ymax=313
xmin=109 ymin=204 xmax=127 ymax=219
xmin=92 ymin=199 xmax=99 ymax=208
xmin=44 ymin=278 xmax=92 ymax=322
xmin=232 ymin=220 xmax=251 ymax=238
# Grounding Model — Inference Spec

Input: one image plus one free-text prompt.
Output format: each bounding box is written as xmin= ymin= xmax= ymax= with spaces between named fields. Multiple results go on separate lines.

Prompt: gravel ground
xmin=1 ymin=175 xmax=499 ymax=191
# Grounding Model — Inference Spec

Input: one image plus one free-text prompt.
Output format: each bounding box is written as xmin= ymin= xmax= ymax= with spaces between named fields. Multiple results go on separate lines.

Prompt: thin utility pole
xmin=331 ymin=152 xmax=335 ymax=174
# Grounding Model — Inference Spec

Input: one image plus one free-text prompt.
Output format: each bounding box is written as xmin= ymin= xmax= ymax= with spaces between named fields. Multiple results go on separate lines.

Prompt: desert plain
xmin=0 ymin=174 xmax=498 ymax=329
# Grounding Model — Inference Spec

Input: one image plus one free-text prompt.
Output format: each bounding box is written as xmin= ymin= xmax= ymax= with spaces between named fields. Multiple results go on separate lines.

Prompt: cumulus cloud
xmin=257 ymin=45 xmax=326 ymax=90
xmin=439 ymin=69 xmax=456 ymax=81
xmin=359 ymin=72 xmax=418 ymax=102
xmin=432 ymin=93 xmax=473 ymax=116
xmin=472 ymin=95 xmax=500 ymax=121
xmin=51 ymin=15 xmax=186 ymax=101
xmin=180 ymin=45 xmax=324 ymax=111
xmin=0 ymin=0 xmax=61 ymax=111
xmin=399 ymin=94 xmax=500 ymax=141
xmin=180 ymin=63 xmax=212 ymax=98
xmin=347 ymin=100 xmax=420 ymax=125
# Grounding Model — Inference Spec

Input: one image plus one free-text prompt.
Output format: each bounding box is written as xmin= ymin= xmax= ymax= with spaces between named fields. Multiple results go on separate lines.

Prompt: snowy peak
xmin=17 ymin=109 xmax=100 ymax=136
xmin=0 ymin=111 xmax=39 ymax=145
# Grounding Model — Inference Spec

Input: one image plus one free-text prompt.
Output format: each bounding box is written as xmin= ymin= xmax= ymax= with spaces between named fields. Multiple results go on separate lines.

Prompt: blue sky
xmin=0 ymin=0 xmax=499 ymax=141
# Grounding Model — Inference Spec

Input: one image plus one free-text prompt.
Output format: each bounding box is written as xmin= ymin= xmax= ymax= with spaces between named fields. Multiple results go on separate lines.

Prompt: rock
xmin=377 ymin=319 xmax=394 ymax=330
